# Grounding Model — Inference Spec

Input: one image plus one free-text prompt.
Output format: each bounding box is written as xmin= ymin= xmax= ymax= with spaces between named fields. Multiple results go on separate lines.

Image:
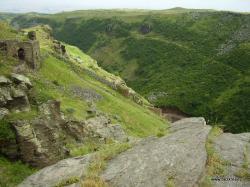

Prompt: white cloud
xmin=0 ymin=0 xmax=249 ymax=13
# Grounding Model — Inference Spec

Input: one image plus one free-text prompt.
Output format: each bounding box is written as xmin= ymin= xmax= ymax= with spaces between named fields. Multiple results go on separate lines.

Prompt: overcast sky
xmin=0 ymin=0 xmax=250 ymax=13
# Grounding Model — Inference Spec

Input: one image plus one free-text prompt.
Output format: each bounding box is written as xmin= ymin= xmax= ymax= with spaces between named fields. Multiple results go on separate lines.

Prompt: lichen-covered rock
xmin=11 ymin=73 xmax=32 ymax=88
xmin=63 ymin=115 xmax=128 ymax=143
xmin=38 ymin=100 xmax=62 ymax=120
xmin=53 ymin=40 xmax=67 ymax=57
xmin=84 ymin=116 xmax=128 ymax=143
xmin=18 ymin=155 xmax=92 ymax=187
xmin=12 ymin=100 xmax=67 ymax=168
xmin=101 ymin=117 xmax=211 ymax=187
xmin=0 ymin=74 xmax=31 ymax=112
xmin=0 ymin=86 xmax=12 ymax=106
xmin=13 ymin=120 xmax=46 ymax=167
xmin=4 ymin=99 xmax=128 ymax=168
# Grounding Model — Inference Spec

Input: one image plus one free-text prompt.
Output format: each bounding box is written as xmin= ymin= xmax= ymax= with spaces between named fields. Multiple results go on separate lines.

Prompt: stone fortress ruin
xmin=0 ymin=31 xmax=40 ymax=69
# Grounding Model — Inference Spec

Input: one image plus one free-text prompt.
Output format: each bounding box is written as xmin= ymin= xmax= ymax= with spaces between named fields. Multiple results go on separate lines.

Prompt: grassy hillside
xmin=7 ymin=9 xmax=250 ymax=133
xmin=0 ymin=23 xmax=169 ymax=185
xmin=1 ymin=22 xmax=168 ymax=137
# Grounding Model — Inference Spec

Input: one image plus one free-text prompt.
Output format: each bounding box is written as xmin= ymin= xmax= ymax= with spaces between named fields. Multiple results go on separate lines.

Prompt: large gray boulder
xmin=101 ymin=117 xmax=211 ymax=187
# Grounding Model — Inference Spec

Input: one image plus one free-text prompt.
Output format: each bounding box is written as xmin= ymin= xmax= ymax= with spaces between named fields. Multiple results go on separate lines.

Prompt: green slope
xmin=1 ymin=23 xmax=168 ymax=137
xmin=8 ymin=9 xmax=250 ymax=133
xmin=0 ymin=23 xmax=169 ymax=185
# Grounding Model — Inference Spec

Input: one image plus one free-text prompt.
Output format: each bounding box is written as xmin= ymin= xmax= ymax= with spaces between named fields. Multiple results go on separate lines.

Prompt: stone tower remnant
xmin=0 ymin=31 xmax=40 ymax=69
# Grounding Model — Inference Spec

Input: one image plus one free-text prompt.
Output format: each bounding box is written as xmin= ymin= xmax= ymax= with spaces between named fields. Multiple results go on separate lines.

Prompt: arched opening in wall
xmin=18 ymin=48 xmax=25 ymax=60
xmin=36 ymin=52 xmax=39 ymax=59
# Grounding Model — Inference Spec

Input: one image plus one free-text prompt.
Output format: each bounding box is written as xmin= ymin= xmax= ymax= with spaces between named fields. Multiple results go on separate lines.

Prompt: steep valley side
xmin=9 ymin=9 xmax=250 ymax=133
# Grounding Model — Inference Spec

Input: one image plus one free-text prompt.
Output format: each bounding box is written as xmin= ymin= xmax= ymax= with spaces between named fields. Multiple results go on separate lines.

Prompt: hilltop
xmin=6 ymin=8 xmax=250 ymax=133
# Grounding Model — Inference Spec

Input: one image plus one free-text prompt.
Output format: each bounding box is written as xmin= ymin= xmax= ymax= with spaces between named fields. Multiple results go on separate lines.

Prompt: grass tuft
xmin=54 ymin=176 xmax=80 ymax=187
xmin=200 ymin=126 xmax=230 ymax=186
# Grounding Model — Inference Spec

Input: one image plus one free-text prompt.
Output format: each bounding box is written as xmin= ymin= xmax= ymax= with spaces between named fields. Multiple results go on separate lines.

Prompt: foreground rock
xmin=212 ymin=133 xmax=250 ymax=187
xmin=102 ymin=117 xmax=211 ymax=187
xmin=20 ymin=117 xmax=211 ymax=187
xmin=18 ymin=155 xmax=92 ymax=187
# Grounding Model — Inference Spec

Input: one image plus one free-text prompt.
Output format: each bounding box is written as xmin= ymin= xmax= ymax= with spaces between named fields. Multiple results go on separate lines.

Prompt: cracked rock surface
xmin=101 ymin=117 xmax=211 ymax=187
xmin=18 ymin=118 xmax=250 ymax=187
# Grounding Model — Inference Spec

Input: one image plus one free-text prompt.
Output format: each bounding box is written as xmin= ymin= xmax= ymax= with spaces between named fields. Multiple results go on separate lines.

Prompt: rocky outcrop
xmin=11 ymin=101 xmax=127 ymax=167
xmin=0 ymin=74 xmax=31 ymax=114
xmin=64 ymin=115 xmax=128 ymax=143
xmin=11 ymin=73 xmax=32 ymax=88
xmin=84 ymin=116 xmax=128 ymax=143
xmin=17 ymin=118 xmax=250 ymax=186
xmin=12 ymin=100 xmax=68 ymax=168
xmin=0 ymin=74 xmax=32 ymax=159
xmin=19 ymin=117 xmax=211 ymax=187
xmin=82 ymin=68 xmax=145 ymax=106
xmin=53 ymin=40 xmax=67 ymax=57
xmin=1 ymin=80 xmax=128 ymax=168
xmin=102 ymin=118 xmax=211 ymax=187
xmin=212 ymin=133 xmax=250 ymax=187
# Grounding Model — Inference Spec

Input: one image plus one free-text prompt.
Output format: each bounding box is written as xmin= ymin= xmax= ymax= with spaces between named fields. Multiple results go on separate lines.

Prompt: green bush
xmin=0 ymin=120 xmax=15 ymax=142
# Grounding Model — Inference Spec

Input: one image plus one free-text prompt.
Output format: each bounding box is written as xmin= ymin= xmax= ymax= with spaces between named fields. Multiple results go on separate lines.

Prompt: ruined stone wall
xmin=23 ymin=40 xmax=40 ymax=69
xmin=0 ymin=40 xmax=40 ymax=69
